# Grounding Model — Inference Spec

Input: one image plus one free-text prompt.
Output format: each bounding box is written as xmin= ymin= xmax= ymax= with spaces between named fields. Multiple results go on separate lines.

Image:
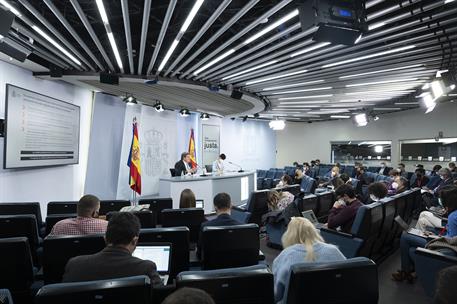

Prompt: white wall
xmin=198 ymin=117 xmax=276 ymax=171
xmin=0 ymin=60 xmax=93 ymax=216
xmin=276 ymin=102 xmax=457 ymax=170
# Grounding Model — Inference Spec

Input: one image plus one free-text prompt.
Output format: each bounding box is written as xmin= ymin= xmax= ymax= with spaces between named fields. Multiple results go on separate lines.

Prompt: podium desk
xmin=159 ymin=171 xmax=256 ymax=214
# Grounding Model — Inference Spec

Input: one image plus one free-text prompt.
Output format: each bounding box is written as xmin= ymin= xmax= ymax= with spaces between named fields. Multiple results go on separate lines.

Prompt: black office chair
xmin=0 ymin=237 xmax=37 ymax=303
xmin=169 ymin=168 xmax=176 ymax=177
xmin=47 ymin=201 xmax=78 ymax=215
xmin=0 ymin=215 xmax=42 ymax=266
xmin=285 ymin=257 xmax=378 ymax=304
xmin=201 ymin=224 xmax=259 ymax=270
xmin=35 ymin=275 xmax=151 ymax=304
xmin=138 ymin=198 xmax=173 ymax=225
xmin=176 ymin=264 xmax=274 ymax=304
xmin=106 ymin=210 xmax=156 ymax=229
xmin=139 ymin=227 xmax=190 ymax=278
xmin=42 ymin=234 xmax=106 ymax=284
xmin=315 ymin=191 xmax=334 ymax=223
xmin=161 ymin=208 xmax=206 ymax=243
xmin=45 ymin=214 xmax=77 ymax=236
xmin=99 ymin=200 xmax=131 ymax=215
xmin=0 ymin=202 xmax=43 ymax=227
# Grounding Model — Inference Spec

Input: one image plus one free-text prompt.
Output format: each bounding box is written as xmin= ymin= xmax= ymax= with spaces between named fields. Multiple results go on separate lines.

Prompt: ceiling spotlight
xmin=269 ymin=119 xmax=286 ymax=131
xmin=374 ymin=145 xmax=383 ymax=153
xmin=154 ymin=101 xmax=164 ymax=112
xmin=200 ymin=113 xmax=210 ymax=120
xmin=353 ymin=113 xmax=368 ymax=127
xmin=179 ymin=109 xmax=190 ymax=117
xmin=123 ymin=95 xmax=137 ymax=104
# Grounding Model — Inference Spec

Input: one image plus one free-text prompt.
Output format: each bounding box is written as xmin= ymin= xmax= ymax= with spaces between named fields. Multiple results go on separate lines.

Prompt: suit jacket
xmin=434 ymin=178 xmax=454 ymax=196
xmin=62 ymin=246 xmax=162 ymax=286
xmin=197 ymin=213 xmax=242 ymax=259
xmin=378 ymin=167 xmax=389 ymax=176
xmin=174 ymin=160 xmax=188 ymax=177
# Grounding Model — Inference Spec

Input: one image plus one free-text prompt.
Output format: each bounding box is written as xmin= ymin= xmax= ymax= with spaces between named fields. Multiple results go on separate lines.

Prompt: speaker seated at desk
xmin=174 ymin=152 xmax=197 ymax=177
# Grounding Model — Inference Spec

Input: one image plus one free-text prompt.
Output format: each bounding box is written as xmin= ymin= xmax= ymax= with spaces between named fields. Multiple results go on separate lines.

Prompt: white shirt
xmin=212 ymin=159 xmax=224 ymax=172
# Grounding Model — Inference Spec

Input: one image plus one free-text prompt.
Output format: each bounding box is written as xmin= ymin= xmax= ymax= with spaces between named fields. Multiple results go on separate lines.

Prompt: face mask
xmin=381 ymin=164 xmax=385 ymax=168
xmin=278 ymin=181 xmax=284 ymax=187
xmin=391 ymin=182 xmax=398 ymax=189
xmin=370 ymin=194 xmax=378 ymax=202
xmin=440 ymin=175 xmax=445 ymax=180
xmin=337 ymin=198 xmax=346 ymax=205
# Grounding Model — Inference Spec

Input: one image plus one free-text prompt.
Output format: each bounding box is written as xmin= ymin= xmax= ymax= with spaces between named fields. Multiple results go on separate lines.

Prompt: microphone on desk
xmin=228 ymin=161 xmax=244 ymax=173
xmin=194 ymin=162 xmax=209 ymax=176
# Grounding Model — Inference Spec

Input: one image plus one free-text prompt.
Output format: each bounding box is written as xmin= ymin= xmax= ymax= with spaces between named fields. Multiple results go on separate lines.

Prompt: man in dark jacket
xmin=197 ymin=193 xmax=241 ymax=259
xmin=62 ymin=212 xmax=162 ymax=286
xmin=174 ymin=152 xmax=196 ymax=176
xmin=327 ymin=184 xmax=363 ymax=233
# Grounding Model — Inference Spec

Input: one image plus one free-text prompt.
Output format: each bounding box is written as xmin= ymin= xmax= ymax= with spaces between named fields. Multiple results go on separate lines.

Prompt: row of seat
xmin=32 ymin=257 xmax=378 ymax=304
xmin=1 ymin=222 xmax=263 ymax=302
xmin=320 ymin=188 xmax=421 ymax=261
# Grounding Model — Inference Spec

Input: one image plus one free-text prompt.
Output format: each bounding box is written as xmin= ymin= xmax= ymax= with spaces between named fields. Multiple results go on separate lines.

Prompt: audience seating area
xmin=0 ymin=161 xmax=452 ymax=303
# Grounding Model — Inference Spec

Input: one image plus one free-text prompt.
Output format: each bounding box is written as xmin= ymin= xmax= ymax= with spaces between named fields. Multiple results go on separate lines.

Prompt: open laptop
xmin=394 ymin=216 xmax=440 ymax=239
xmin=196 ymin=199 xmax=204 ymax=209
xmin=301 ymin=210 xmax=325 ymax=229
xmin=132 ymin=243 xmax=172 ymax=285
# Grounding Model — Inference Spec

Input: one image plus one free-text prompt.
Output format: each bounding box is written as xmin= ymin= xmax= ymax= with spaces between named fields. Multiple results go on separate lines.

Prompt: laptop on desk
xmin=301 ymin=210 xmax=325 ymax=229
xmin=196 ymin=200 xmax=204 ymax=209
xmin=132 ymin=243 xmax=172 ymax=285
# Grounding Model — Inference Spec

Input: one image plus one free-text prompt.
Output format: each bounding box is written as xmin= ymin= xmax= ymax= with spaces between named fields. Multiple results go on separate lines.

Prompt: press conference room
xmin=1 ymin=0 xmax=457 ymax=303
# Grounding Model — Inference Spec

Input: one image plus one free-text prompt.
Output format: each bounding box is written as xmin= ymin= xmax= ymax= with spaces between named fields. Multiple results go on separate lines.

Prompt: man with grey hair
xmin=49 ymin=194 xmax=108 ymax=236
xmin=422 ymin=168 xmax=454 ymax=208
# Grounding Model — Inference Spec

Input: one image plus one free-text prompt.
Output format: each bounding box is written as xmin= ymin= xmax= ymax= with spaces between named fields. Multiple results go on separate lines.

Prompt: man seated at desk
xmin=174 ymin=152 xmax=197 ymax=176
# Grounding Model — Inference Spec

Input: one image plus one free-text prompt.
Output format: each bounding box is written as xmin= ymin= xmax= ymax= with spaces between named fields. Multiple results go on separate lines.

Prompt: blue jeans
xmin=400 ymin=232 xmax=428 ymax=272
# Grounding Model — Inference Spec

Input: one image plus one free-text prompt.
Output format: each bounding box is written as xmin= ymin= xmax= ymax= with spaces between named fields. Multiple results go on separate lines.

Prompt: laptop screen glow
xmin=133 ymin=245 xmax=171 ymax=272
xmin=196 ymin=200 xmax=204 ymax=209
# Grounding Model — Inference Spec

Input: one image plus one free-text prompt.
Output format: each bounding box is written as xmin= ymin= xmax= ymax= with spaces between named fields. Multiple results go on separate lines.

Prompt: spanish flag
xmin=188 ymin=128 xmax=197 ymax=169
xmin=127 ymin=118 xmax=141 ymax=194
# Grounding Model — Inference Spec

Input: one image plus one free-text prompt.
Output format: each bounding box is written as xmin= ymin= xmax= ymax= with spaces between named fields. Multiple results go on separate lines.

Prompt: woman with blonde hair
xmin=272 ymin=217 xmax=346 ymax=303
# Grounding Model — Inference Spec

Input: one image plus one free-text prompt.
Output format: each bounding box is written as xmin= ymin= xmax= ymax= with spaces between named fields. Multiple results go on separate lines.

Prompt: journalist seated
xmin=62 ymin=212 xmax=162 ymax=286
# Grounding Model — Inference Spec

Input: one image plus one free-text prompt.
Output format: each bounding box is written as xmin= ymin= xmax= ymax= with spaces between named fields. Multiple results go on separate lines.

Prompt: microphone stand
xmin=229 ymin=161 xmax=244 ymax=173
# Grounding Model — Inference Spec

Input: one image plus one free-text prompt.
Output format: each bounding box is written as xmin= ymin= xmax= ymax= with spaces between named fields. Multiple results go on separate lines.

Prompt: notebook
xmin=133 ymin=243 xmax=172 ymax=285
xmin=394 ymin=216 xmax=439 ymax=239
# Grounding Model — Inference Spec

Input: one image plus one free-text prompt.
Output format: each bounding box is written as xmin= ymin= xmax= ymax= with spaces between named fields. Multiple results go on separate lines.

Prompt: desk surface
xmin=160 ymin=171 xmax=255 ymax=183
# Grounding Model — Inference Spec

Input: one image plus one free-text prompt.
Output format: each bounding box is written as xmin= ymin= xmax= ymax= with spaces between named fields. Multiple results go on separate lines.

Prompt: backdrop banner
xmin=202 ymin=124 xmax=220 ymax=167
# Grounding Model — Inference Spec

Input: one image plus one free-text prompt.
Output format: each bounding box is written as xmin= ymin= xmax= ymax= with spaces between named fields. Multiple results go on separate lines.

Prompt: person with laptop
xmin=48 ymin=194 xmax=108 ymax=237
xmin=272 ymin=217 xmax=346 ymax=303
xmin=197 ymin=193 xmax=241 ymax=259
xmin=392 ymin=185 xmax=457 ymax=283
xmin=62 ymin=212 xmax=163 ymax=286
xmin=326 ymin=184 xmax=363 ymax=233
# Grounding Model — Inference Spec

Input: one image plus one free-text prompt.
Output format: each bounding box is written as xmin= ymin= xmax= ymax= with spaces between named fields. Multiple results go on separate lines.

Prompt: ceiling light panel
xmin=157 ymin=0 xmax=204 ymax=72
xmin=95 ymin=0 xmax=124 ymax=72
xmin=245 ymin=69 xmax=308 ymax=85
xmin=262 ymin=80 xmax=325 ymax=91
xmin=267 ymin=87 xmax=333 ymax=95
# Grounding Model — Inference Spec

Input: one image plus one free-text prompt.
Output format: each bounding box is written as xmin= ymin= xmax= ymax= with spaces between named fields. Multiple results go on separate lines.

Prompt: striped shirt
xmin=49 ymin=216 xmax=108 ymax=237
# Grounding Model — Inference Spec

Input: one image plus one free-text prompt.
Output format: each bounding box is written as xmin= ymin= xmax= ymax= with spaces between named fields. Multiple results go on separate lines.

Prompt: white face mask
xmin=391 ymin=182 xmax=399 ymax=189
xmin=337 ymin=198 xmax=346 ymax=206
xmin=440 ymin=175 xmax=445 ymax=180
xmin=370 ymin=194 xmax=378 ymax=201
